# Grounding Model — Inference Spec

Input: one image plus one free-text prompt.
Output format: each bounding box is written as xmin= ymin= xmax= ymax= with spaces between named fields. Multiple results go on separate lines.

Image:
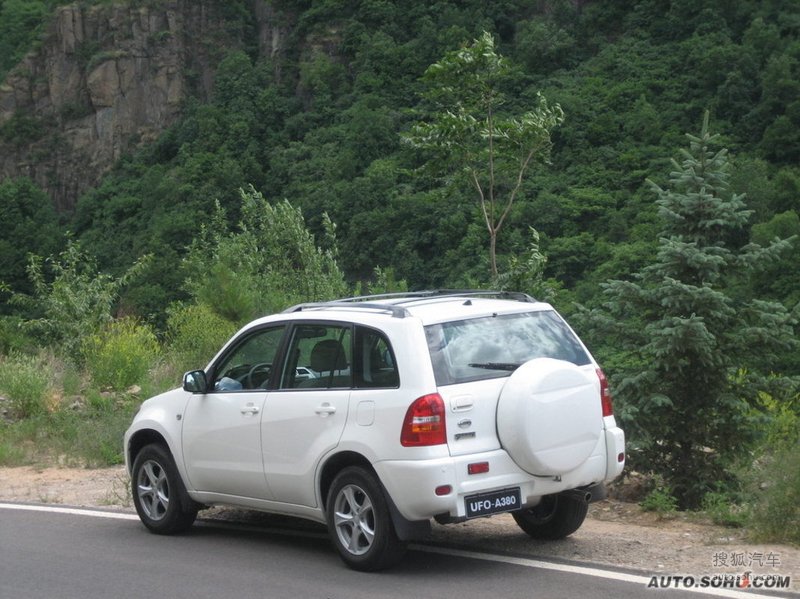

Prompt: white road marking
xmin=0 ymin=503 xmax=139 ymax=520
xmin=413 ymin=545 xmax=786 ymax=599
xmin=0 ymin=503 xmax=788 ymax=598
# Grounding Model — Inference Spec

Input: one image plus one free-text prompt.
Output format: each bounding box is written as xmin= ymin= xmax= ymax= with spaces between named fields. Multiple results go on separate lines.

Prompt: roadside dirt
xmin=1 ymin=465 xmax=797 ymax=588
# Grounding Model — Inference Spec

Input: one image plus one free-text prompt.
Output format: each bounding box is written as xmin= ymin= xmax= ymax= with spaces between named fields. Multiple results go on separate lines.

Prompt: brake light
xmin=401 ymin=393 xmax=447 ymax=447
xmin=597 ymin=368 xmax=613 ymax=417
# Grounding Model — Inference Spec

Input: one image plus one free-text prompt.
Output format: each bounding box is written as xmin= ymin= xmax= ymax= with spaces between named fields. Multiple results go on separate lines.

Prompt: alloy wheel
xmin=136 ymin=459 xmax=170 ymax=521
xmin=333 ymin=484 xmax=375 ymax=555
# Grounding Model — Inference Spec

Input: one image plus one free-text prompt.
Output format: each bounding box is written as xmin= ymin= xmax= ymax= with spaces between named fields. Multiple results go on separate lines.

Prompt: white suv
xmin=124 ymin=291 xmax=625 ymax=570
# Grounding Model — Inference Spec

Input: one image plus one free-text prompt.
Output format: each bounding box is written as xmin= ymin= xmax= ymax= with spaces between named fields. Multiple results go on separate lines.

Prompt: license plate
xmin=465 ymin=487 xmax=521 ymax=518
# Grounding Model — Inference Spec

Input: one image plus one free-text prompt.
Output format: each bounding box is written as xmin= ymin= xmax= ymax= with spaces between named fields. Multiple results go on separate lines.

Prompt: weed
xmin=100 ymin=473 xmax=132 ymax=507
xmin=701 ymin=491 xmax=748 ymax=528
xmin=0 ymin=433 xmax=27 ymax=465
xmin=0 ymin=352 xmax=54 ymax=418
xmin=746 ymin=443 xmax=800 ymax=545
xmin=639 ymin=477 xmax=678 ymax=518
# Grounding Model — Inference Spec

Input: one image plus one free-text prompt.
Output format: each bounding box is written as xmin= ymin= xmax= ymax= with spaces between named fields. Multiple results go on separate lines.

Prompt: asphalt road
xmin=0 ymin=505 xmax=791 ymax=599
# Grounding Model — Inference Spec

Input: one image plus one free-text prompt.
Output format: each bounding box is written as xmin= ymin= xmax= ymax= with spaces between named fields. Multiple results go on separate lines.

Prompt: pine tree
xmin=589 ymin=113 xmax=796 ymax=508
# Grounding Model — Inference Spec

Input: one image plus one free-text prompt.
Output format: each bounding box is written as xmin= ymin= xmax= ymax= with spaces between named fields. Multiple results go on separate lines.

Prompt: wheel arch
xmin=318 ymin=450 xmax=430 ymax=542
xmin=318 ymin=450 xmax=374 ymax=510
xmin=127 ymin=429 xmax=170 ymax=475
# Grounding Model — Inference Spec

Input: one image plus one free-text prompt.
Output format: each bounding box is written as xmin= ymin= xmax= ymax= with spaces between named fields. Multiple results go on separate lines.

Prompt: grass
xmin=0 ymin=403 xmax=137 ymax=467
xmin=0 ymin=336 xmax=179 ymax=468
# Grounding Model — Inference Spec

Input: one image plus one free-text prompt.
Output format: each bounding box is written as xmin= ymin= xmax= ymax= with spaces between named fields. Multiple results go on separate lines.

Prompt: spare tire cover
xmin=497 ymin=358 xmax=601 ymax=476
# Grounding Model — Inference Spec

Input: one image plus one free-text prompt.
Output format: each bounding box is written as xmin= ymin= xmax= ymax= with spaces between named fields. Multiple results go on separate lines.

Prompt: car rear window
xmin=425 ymin=310 xmax=591 ymax=386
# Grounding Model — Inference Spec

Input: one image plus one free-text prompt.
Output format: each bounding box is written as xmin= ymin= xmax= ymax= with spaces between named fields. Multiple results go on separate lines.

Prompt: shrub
xmin=166 ymin=303 xmax=237 ymax=373
xmin=83 ymin=318 xmax=160 ymax=391
xmin=0 ymin=351 xmax=54 ymax=418
xmin=18 ymin=241 xmax=149 ymax=362
xmin=183 ymin=189 xmax=349 ymax=323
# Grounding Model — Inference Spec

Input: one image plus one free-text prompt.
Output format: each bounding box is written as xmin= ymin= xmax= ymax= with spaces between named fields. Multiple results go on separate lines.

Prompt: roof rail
xmin=282 ymin=301 xmax=410 ymax=318
xmin=283 ymin=290 xmax=536 ymax=318
xmin=336 ymin=289 xmax=537 ymax=304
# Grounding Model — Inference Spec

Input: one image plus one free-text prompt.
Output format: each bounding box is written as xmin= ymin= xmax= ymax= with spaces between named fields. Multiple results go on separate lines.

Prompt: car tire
xmin=326 ymin=466 xmax=407 ymax=571
xmin=512 ymin=493 xmax=588 ymax=540
xmin=131 ymin=443 xmax=197 ymax=535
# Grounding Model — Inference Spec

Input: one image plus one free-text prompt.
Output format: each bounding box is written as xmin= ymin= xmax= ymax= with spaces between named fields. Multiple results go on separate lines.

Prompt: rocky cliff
xmin=0 ymin=1 xmax=286 ymax=212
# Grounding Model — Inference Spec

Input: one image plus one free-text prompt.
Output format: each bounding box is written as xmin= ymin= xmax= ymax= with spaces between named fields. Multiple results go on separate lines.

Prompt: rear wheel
xmin=512 ymin=493 xmax=588 ymax=540
xmin=131 ymin=443 xmax=197 ymax=534
xmin=326 ymin=466 xmax=407 ymax=571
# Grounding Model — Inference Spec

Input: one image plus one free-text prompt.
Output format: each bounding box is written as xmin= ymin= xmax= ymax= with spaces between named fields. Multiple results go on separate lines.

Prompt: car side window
xmin=354 ymin=327 xmax=399 ymax=388
xmin=280 ymin=324 xmax=352 ymax=389
xmin=211 ymin=326 xmax=285 ymax=391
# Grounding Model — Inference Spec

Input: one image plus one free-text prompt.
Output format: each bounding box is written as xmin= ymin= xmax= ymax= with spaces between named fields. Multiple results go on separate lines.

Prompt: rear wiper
xmin=468 ymin=362 xmax=522 ymax=371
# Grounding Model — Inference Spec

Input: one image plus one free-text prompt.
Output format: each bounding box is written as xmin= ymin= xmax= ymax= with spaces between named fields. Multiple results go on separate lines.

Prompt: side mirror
xmin=183 ymin=370 xmax=208 ymax=394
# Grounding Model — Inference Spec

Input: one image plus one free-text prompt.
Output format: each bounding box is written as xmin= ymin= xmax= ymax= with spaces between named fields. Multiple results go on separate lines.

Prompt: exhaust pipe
xmin=563 ymin=484 xmax=606 ymax=504
xmin=562 ymin=489 xmax=591 ymax=503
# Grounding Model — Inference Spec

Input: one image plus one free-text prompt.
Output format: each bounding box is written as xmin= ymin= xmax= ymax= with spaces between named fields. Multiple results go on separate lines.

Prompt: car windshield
xmin=425 ymin=310 xmax=591 ymax=386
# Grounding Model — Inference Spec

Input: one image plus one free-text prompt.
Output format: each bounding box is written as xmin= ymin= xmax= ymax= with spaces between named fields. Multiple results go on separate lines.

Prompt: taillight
xmin=400 ymin=393 xmax=447 ymax=447
xmin=596 ymin=368 xmax=613 ymax=417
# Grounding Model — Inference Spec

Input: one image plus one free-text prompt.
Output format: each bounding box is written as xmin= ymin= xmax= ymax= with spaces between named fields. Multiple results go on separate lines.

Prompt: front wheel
xmin=326 ymin=466 xmax=407 ymax=571
xmin=512 ymin=493 xmax=588 ymax=540
xmin=131 ymin=443 xmax=197 ymax=534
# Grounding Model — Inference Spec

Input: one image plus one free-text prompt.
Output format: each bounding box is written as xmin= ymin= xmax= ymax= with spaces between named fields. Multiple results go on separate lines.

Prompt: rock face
xmin=0 ymin=1 xmax=251 ymax=212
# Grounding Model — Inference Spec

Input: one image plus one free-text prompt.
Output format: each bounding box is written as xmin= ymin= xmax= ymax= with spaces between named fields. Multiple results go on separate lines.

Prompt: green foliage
xmin=16 ymin=241 xmax=150 ymax=361
xmin=747 ymin=442 xmax=800 ymax=545
xmin=0 ymin=351 xmax=53 ymax=418
xmin=0 ymin=407 xmax=137 ymax=467
xmin=366 ymin=266 xmax=409 ymax=295
xmin=494 ymin=227 xmax=557 ymax=302
xmin=2 ymin=0 xmax=799 ymax=497
xmin=0 ymin=113 xmax=47 ymax=147
xmin=0 ymin=178 xmax=62 ymax=307
xmin=404 ymin=31 xmax=564 ymax=277
xmin=0 ymin=0 xmax=53 ymax=79
xmin=49 ymin=1 xmax=799 ymax=319
xmin=166 ymin=303 xmax=237 ymax=372
xmin=184 ymin=187 xmax=348 ymax=323
xmin=639 ymin=478 xmax=678 ymax=517
xmin=702 ymin=491 xmax=747 ymax=528
xmin=0 ymin=428 xmax=27 ymax=465
xmin=0 ymin=316 xmax=36 ymax=354
xmin=584 ymin=114 xmax=797 ymax=508
xmin=83 ymin=318 xmax=160 ymax=391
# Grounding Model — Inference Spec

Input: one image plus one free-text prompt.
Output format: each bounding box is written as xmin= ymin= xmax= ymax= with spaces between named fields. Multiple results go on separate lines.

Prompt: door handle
xmin=240 ymin=404 xmax=260 ymax=415
xmin=315 ymin=403 xmax=336 ymax=416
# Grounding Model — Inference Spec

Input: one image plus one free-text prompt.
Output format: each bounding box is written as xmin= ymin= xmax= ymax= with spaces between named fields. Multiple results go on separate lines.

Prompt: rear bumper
xmin=374 ymin=427 xmax=624 ymax=522
xmin=604 ymin=426 xmax=626 ymax=481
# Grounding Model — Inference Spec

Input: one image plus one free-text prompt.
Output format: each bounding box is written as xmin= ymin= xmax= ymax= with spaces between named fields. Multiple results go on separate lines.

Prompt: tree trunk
xmin=489 ymin=230 xmax=498 ymax=279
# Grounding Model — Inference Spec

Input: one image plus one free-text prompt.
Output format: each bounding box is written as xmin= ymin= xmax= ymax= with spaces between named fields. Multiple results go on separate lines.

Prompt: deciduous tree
xmin=404 ymin=31 xmax=564 ymax=278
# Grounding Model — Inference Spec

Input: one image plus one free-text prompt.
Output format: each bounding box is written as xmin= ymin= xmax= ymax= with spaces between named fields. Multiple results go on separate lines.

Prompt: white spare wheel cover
xmin=497 ymin=358 xmax=601 ymax=475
